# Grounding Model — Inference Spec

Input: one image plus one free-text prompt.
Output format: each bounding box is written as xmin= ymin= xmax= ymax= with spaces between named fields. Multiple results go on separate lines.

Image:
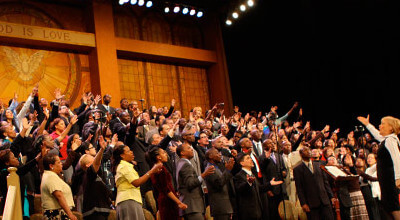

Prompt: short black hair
xmin=43 ymin=153 xmax=59 ymax=170
xmin=236 ymin=152 xmax=249 ymax=164
xmin=176 ymin=144 xmax=185 ymax=157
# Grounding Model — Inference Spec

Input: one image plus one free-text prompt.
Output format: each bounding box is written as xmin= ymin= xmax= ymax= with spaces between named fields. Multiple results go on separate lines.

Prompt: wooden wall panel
xmin=118 ymin=59 xmax=209 ymax=116
xmin=118 ymin=59 xmax=147 ymax=104
xmin=178 ymin=66 xmax=210 ymax=117
xmin=146 ymin=62 xmax=180 ymax=110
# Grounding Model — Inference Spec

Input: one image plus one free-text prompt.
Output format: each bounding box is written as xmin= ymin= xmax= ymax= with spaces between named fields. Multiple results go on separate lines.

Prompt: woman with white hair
xmin=357 ymin=115 xmax=400 ymax=219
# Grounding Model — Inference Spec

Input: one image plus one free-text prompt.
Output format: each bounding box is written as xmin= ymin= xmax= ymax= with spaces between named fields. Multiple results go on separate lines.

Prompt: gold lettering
xmin=0 ymin=24 xmax=13 ymax=34
xmin=64 ymin=33 xmax=70 ymax=41
xmin=23 ymin=27 xmax=33 ymax=37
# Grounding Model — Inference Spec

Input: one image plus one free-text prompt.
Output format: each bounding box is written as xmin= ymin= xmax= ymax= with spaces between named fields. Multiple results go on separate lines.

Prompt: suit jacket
xmin=176 ymin=158 xmax=205 ymax=216
xmin=293 ymin=161 xmax=333 ymax=209
xmin=252 ymin=140 xmax=263 ymax=157
xmin=204 ymin=162 xmax=234 ymax=216
xmin=96 ymin=104 xmax=115 ymax=115
xmin=112 ymin=120 xmax=128 ymax=142
xmin=261 ymin=152 xmax=287 ymax=196
xmin=233 ymin=169 xmax=263 ymax=220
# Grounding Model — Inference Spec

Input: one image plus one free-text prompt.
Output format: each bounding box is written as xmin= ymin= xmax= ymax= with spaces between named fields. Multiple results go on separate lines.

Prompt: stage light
xmin=247 ymin=0 xmax=254 ymax=7
xmin=164 ymin=6 xmax=170 ymax=13
xmin=174 ymin=5 xmax=180 ymax=13
xmin=226 ymin=19 xmax=232 ymax=25
xmin=182 ymin=7 xmax=189 ymax=14
xmin=138 ymin=0 xmax=145 ymax=6
xmin=130 ymin=0 xmax=137 ymax=5
xmin=240 ymin=4 xmax=246 ymax=11
xmin=232 ymin=12 xmax=239 ymax=19
xmin=189 ymin=8 xmax=196 ymax=16
xmin=196 ymin=11 xmax=203 ymax=17
xmin=146 ymin=0 xmax=153 ymax=7
xmin=119 ymin=0 xmax=129 ymax=5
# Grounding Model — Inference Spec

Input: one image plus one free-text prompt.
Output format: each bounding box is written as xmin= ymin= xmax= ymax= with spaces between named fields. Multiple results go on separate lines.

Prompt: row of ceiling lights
xmin=118 ymin=0 xmax=204 ymax=18
xmin=226 ymin=0 xmax=255 ymax=25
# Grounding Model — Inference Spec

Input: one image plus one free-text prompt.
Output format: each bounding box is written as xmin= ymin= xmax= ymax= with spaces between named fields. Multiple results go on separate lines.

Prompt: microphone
xmin=139 ymin=99 xmax=145 ymax=102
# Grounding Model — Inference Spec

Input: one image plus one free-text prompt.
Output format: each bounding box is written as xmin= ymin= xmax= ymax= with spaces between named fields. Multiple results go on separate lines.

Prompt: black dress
xmin=377 ymin=139 xmax=400 ymax=213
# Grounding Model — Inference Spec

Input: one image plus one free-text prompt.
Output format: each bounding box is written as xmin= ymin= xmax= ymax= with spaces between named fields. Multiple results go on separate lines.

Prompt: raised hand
xmin=264 ymin=149 xmax=271 ymax=159
xmin=225 ymin=158 xmax=235 ymax=171
xmin=31 ymin=84 xmax=39 ymax=97
xmin=201 ymin=165 xmax=215 ymax=178
xmin=94 ymin=94 xmax=101 ymax=105
xmin=357 ymin=114 xmax=370 ymax=126
xmin=71 ymin=139 xmax=82 ymax=151
xmin=54 ymin=88 xmax=64 ymax=100
xmin=150 ymin=163 xmax=163 ymax=175
xmin=70 ymin=115 xmax=78 ymax=125
xmin=98 ymin=135 xmax=107 ymax=150
xmin=111 ymin=134 xmax=118 ymax=146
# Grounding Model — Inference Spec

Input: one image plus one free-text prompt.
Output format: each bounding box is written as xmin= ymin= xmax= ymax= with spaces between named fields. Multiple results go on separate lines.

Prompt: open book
xmin=321 ymin=165 xmax=359 ymax=181
xmin=324 ymin=166 xmax=350 ymax=177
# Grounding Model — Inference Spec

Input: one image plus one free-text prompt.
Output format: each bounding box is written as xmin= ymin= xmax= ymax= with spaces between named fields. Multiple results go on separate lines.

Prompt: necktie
xmin=308 ymin=162 xmax=314 ymax=174
xmin=271 ymin=153 xmax=276 ymax=164
xmin=257 ymin=142 xmax=262 ymax=155
xmin=251 ymin=154 xmax=262 ymax=178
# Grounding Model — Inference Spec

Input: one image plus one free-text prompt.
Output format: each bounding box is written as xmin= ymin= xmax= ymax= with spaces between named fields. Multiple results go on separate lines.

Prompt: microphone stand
xmin=271 ymin=116 xmax=287 ymax=220
xmin=139 ymin=99 xmax=145 ymax=142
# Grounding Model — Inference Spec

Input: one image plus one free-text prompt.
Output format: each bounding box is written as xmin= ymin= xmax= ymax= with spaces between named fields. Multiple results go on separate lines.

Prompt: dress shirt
xmin=253 ymin=140 xmax=262 ymax=156
xmin=115 ymin=160 xmax=142 ymax=205
xmin=250 ymin=153 xmax=262 ymax=178
xmin=303 ymin=160 xmax=313 ymax=173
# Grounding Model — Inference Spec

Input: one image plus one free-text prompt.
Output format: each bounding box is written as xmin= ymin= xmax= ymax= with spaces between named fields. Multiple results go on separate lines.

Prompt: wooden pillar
xmin=3 ymin=167 xmax=22 ymax=220
xmin=88 ymin=0 xmax=121 ymax=107
xmin=204 ymin=14 xmax=234 ymax=116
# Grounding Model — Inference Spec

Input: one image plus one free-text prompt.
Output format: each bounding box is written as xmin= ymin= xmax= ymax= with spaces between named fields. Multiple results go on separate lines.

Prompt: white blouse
xmin=41 ymin=170 xmax=75 ymax=210
xmin=366 ymin=123 xmax=400 ymax=180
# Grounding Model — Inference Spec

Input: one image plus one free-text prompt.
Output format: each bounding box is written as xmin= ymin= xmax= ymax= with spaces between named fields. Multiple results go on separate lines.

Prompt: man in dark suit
xmin=176 ymin=144 xmax=215 ymax=220
xmin=293 ymin=146 xmax=335 ymax=220
xmin=204 ymin=148 xmax=235 ymax=220
xmin=96 ymin=94 xmax=115 ymax=115
xmin=233 ymin=152 xmax=283 ymax=220
xmin=111 ymin=111 xmax=130 ymax=142
xmin=250 ymin=129 xmax=263 ymax=157
xmin=260 ymin=138 xmax=287 ymax=220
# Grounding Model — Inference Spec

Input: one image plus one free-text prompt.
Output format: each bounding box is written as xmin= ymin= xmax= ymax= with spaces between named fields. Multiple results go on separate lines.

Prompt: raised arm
xmin=357 ymin=114 xmax=384 ymax=142
xmin=56 ymin=115 xmax=78 ymax=143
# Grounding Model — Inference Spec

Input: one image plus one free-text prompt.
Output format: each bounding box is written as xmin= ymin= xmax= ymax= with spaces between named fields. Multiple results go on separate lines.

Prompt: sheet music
xmin=325 ymin=166 xmax=349 ymax=177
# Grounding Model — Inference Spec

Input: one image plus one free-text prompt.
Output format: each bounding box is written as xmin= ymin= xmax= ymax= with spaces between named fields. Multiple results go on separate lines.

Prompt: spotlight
xmin=247 ymin=0 xmax=254 ymax=7
xmin=164 ymin=6 xmax=170 ymax=13
xmin=226 ymin=19 xmax=232 ymax=25
xmin=130 ymin=0 xmax=137 ymax=5
xmin=232 ymin=12 xmax=239 ymax=19
xmin=189 ymin=8 xmax=196 ymax=16
xmin=182 ymin=7 xmax=189 ymax=15
xmin=138 ymin=0 xmax=145 ymax=6
xmin=196 ymin=11 xmax=203 ymax=17
xmin=119 ymin=0 xmax=129 ymax=5
xmin=146 ymin=0 xmax=153 ymax=7
xmin=173 ymin=5 xmax=180 ymax=13
xmin=240 ymin=4 xmax=246 ymax=11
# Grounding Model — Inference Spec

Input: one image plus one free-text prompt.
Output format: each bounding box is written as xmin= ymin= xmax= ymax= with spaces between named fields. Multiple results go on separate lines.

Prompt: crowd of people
xmin=0 ymin=84 xmax=399 ymax=220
